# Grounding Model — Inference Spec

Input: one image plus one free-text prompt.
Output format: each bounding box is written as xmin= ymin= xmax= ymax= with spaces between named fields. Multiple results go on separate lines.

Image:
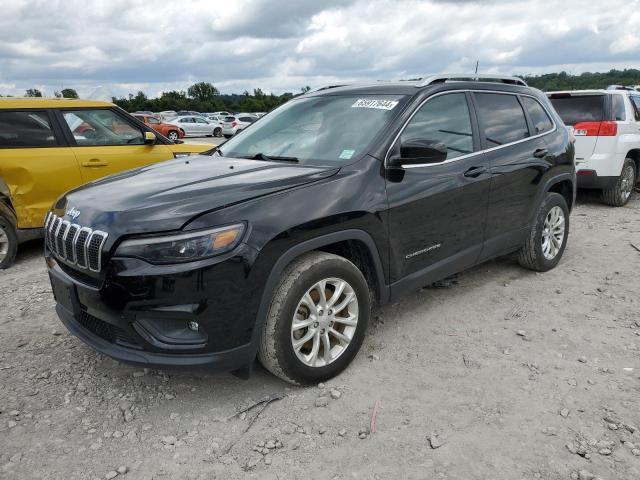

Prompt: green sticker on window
xmin=339 ymin=149 xmax=355 ymax=160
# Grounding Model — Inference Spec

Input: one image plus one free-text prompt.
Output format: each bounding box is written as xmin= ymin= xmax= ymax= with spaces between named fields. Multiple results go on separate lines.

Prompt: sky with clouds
xmin=1 ymin=0 xmax=639 ymax=99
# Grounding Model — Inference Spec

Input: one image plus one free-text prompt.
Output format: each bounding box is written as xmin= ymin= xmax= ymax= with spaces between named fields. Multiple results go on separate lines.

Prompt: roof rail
xmin=606 ymin=84 xmax=634 ymax=91
xmin=418 ymin=73 xmax=527 ymax=87
xmin=305 ymin=84 xmax=350 ymax=95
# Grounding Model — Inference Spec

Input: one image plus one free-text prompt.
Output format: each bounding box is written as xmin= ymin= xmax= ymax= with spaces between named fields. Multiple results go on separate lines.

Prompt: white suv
xmin=221 ymin=114 xmax=258 ymax=138
xmin=548 ymin=88 xmax=640 ymax=206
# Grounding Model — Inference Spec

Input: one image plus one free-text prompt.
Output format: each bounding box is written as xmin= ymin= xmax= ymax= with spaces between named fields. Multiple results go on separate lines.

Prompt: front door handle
xmin=463 ymin=166 xmax=487 ymax=178
xmin=533 ymin=148 xmax=548 ymax=158
xmin=81 ymin=159 xmax=109 ymax=167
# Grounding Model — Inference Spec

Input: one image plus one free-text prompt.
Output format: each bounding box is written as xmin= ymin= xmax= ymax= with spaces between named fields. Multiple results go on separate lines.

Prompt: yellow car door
xmin=0 ymin=109 xmax=82 ymax=229
xmin=58 ymin=108 xmax=174 ymax=183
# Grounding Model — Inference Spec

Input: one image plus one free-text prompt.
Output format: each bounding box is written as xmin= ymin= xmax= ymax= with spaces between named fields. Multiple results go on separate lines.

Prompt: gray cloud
xmin=0 ymin=0 xmax=639 ymax=98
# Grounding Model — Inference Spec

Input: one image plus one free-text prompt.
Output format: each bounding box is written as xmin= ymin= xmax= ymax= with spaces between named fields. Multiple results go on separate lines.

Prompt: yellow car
xmin=0 ymin=98 xmax=213 ymax=268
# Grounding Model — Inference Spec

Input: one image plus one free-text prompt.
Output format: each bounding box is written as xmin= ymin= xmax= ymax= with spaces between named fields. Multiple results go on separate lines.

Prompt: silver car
xmin=166 ymin=115 xmax=217 ymax=137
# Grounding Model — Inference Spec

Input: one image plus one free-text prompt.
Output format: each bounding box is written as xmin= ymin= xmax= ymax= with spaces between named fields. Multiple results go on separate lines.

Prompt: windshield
xmin=219 ymin=94 xmax=406 ymax=164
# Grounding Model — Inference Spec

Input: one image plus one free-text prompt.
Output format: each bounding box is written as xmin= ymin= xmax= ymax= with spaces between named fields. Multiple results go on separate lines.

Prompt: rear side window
xmin=521 ymin=97 xmax=554 ymax=134
xmin=631 ymin=96 xmax=640 ymax=121
xmin=475 ymin=93 xmax=529 ymax=146
xmin=0 ymin=111 xmax=58 ymax=148
xmin=401 ymin=93 xmax=474 ymax=159
xmin=548 ymin=95 xmax=604 ymax=126
xmin=611 ymin=95 xmax=626 ymax=121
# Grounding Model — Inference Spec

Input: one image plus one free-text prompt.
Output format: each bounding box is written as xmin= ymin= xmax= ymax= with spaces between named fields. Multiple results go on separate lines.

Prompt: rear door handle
xmin=81 ymin=159 xmax=109 ymax=167
xmin=533 ymin=148 xmax=548 ymax=158
xmin=463 ymin=166 xmax=487 ymax=178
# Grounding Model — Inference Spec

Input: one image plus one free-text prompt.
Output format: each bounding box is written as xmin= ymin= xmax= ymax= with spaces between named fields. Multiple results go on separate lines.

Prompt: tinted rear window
xmin=475 ymin=93 xmax=529 ymax=146
xmin=224 ymin=116 xmax=236 ymax=122
xmin=548 ymin=95 xmax=604 ymax=125
xmin=0 ymin=111 xmax=58 ymax=148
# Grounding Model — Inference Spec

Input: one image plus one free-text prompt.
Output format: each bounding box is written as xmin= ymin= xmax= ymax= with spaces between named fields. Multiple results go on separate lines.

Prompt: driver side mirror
xmin=144 ymin=131 xmax=157 ymax=145
xmin=388 ymin=138 xmax=447 ymax=168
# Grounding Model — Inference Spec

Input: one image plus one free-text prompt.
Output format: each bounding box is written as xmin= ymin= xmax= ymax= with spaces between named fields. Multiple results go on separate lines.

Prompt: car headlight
xmin=115 ymin=224 xmax=245 ymax=264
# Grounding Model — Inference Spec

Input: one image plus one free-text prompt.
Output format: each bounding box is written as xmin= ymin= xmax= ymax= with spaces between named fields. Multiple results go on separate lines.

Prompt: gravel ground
xmin=1 ymin=190 xmax=639 ymax=480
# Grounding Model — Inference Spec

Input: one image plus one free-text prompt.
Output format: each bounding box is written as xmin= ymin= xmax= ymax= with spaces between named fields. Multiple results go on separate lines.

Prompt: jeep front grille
xmin=45 ymin=213 xmax=108 ymax=272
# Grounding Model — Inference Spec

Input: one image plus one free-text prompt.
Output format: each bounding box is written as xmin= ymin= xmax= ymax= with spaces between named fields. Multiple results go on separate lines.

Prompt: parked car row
xmin=138 ymin=111 xmax=263 ymax=139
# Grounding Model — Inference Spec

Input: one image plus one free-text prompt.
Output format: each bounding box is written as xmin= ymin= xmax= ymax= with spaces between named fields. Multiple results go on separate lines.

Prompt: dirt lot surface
xmin=1 ymin=191 xmax=639 ymax=480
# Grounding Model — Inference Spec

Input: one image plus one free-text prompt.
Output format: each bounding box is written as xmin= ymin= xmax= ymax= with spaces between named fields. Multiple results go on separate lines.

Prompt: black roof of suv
xmin=45 ymin=74 xmax=576 ymax=384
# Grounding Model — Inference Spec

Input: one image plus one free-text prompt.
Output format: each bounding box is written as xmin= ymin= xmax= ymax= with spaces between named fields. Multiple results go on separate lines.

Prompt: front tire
xmin=518 ymin=192 xmax=569 ymax=272
xmin=0 ymin=211 xmax=18 ymax=269
xmin=167 ymin=131 xmax=179 ymax=141
xmin=602 ymin=158 xmax=636 ymax=207
xmin=257 ymin=252 xmax=371 ymax=385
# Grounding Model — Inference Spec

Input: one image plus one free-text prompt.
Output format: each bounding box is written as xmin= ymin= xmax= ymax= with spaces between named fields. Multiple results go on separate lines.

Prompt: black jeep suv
xmin=45 ymin=74 xmax=575 ymax=384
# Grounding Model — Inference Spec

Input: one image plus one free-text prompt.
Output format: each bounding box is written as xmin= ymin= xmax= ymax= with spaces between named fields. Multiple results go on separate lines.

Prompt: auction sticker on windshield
xmin=339 ymin=149 xmax=355 ymax=160
xmin=351 ymin=99 xmax=399 ymax=110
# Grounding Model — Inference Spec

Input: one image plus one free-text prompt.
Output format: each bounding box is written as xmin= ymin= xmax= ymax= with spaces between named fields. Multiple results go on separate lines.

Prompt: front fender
xmin=247 ymin=229 xmax=389 ymax=352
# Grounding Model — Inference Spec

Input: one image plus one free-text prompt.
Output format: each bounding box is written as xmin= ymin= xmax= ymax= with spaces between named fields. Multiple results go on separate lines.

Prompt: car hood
xmin=56 ymin=155 xmax=339 ymax=235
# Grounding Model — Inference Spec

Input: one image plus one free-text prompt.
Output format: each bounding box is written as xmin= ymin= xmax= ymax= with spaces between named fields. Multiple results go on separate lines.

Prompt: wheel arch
xmin=625 ymin=149 xmax=640 ymax=181
xmin=547 ymin=176 xmax=575 ymax=212
xmin=0 ymin=178 xmax=17 ymax=224
xmin=250 ymin=230 xmax=388 ymax=347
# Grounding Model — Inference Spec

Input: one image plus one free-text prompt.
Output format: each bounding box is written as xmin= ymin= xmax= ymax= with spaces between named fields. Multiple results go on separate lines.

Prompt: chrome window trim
xmin=384 ymin=89 xmax=558 ymax=169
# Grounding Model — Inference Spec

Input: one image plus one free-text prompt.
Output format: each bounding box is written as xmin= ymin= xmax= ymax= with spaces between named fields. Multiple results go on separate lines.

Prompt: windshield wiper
xmin=241 ymin=152 xmax=299 ymax=163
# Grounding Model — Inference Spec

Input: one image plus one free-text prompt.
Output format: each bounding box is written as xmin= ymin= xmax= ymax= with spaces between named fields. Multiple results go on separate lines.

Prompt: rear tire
xmin=602 ymin=158 xmax=636 ymax=207
xmin=0 ymin=210 xmax=18 ymax=270
xmin=257 ymin=252 xmax=371 ymax=385
xmin=214 ymin=127 xmax=222 ymax=137
xmin=518 ymin=192 xmax=569 ymax=272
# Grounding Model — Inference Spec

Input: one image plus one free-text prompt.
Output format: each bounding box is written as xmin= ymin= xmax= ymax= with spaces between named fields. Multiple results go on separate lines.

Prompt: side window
xmin=62 ymin=109 xmax=143 ymax=146
xmin=239 ymin=116 xmax=256 ymax=123
xmin=0 ymin=111 xmax=58 ymax=148
xmin=475 ymin=93 xmax=529 ymax=146
xmin=611 ymin=95 xmax=626 ymax=121
xmin=147 ymin=117 xmax=160 ymax=124
xmin=400 ymin=93 xmax=474 ymax=159
xmin=630 ymin=96 xmax=640 ymax=122
xmin=521 ymin=97 xmax=554 ymax=134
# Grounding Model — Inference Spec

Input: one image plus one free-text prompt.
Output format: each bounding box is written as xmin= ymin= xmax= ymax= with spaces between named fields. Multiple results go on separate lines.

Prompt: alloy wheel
xmin=541 ymin=206 xmax=565 ymax=260
xmin=620 ymin=164 xmax=635 ymax=201
xmin=291 ymin=278 xmax=359 ymax=368
xmin=0 ymin=224 xmax=9 ymax=263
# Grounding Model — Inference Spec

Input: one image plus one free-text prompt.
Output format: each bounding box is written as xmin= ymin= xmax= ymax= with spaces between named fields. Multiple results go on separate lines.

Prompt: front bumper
xmin=46 ymin=245 xmax=261 ymax=371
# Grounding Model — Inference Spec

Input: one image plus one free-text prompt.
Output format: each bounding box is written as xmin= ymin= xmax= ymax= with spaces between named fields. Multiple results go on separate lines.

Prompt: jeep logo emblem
xmin=66 ymin=207 xmax=81 ymax=220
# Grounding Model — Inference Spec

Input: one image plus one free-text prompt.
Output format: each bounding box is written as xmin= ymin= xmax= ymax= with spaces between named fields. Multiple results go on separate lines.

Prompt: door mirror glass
xmin=389 ymin=138 xmax=448 ymax=167
xmin=144 ymin=131 xmax=156 ymax=145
